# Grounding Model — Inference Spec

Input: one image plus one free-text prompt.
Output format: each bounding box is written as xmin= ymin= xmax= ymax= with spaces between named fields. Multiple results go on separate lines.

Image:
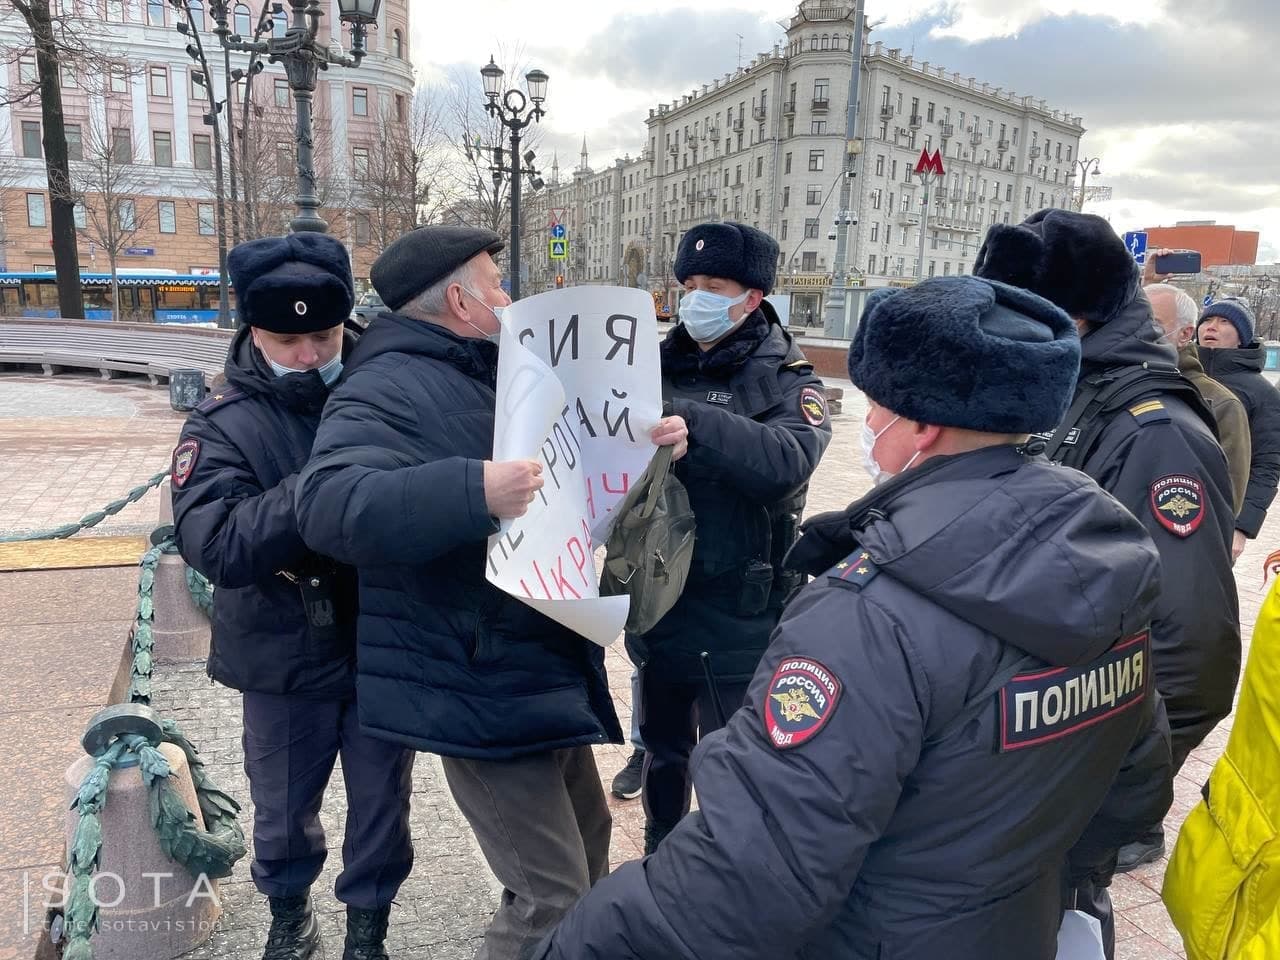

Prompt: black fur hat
xmin=673 ymin=221 xmax=779 ymax=294
xmin=848 ymin=276 xmax=1080 ymax=433
xmin=228 ymin=232 xmax=355 ymax=334
xmin=973 ymin=208 xmax=1140 ymax=325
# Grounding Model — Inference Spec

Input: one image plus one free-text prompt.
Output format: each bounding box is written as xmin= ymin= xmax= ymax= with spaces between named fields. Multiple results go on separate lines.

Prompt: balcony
xmin=1029 ymin=146 xmax=1042 ymax=159
xmin=782 ymin=99 xmax=796 ymax=115
xmin=732 ymin=117 xmax=744 ymax=132
xmin=752 ymin=105 xmax=766 ymax=121
xmin=997 ymin=139 xmax=1010 ymax=152
xmin=932 ymin=215 xmax=983 ymax=234
xmin=969 ymin=131 xmax=982 ymax=146
xmin=939 ymin=123 xmax=954 ymax=139
xmin=950 ymin=188 xmax=963 ymax=200
xmin=878 ymin=104 xmax=894 ymax=120
xmin=964 ymin=191 xmax=977 ymax=203
xmin=908 ymin=114 xmax=922 ymax=129
xmin=708 ymin=126 xmax=720 ymax=140
xmin=668 ymin=143 xmax=679 ymax=156
xmin=813 ymin=98 xmax=831 ymax=112
xmin=896 ymin=211 xmax=921 ymax=226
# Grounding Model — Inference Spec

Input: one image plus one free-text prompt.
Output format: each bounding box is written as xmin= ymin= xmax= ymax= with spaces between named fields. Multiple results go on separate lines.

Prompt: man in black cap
xmin=529 ymin=276 xmax=1172 ymax=960
xmin=172 ymin=232 xmax=415 ymax=960
xmin=627 ymin=221 xmax=831 ymax=855
xmin=295 ymin=225 xmax=687 ymax=959
xmin=975 ymin=209 xmax=1239 ymax=874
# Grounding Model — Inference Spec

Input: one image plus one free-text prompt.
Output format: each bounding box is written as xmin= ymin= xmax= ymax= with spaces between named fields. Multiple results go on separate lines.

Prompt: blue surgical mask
xmin=679 ymin=289 xmax=750 ymax=343
xmin=267 ymin=353 xmax=343 ymax=386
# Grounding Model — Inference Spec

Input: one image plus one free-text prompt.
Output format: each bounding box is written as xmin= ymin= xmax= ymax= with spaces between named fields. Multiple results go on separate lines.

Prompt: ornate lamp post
xmin=1068 ymin=156 xmax=1103 ymax=212
xmin=210 ymin=0 xmax=381 ymax=233
xmin=481 ymin=57 xmax=548 ymax=300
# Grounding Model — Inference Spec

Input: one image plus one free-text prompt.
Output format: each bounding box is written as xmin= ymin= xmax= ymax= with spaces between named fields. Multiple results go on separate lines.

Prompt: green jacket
xmin=1180 ymin=342 xmax=1251 ymax=516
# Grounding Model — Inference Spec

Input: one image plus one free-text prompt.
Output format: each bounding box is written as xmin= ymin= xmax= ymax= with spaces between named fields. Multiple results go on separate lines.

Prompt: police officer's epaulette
xmin=784 ymin=358 xmax=815 ymax=373
xmin=826 ymin=549 xmax=880 ymax=589
xmin=195 ymin=385 xmax=246 ymax=413
xmin=1127 ymin=398 xmax=1171 ymax=427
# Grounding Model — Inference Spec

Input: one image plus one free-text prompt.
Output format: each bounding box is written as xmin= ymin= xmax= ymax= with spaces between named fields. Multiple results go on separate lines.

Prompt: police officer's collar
xmin=662 ymin=306 xmax=775 ymax=375
xmin=224 ymin=323 xmax=332 ymax=415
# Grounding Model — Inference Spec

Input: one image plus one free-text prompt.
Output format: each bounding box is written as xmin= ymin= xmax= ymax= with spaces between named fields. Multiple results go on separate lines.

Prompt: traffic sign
xmin=1204 ymin=294 xmax=1214 ymax=307
xmin=550 ymin=223 xmax=566 ymax=240
xmin=1123 ymin=231 xmax=1148 ymax=265
xmin=549 ymin=239 xmax=568 ymax=260
xmin=550 ymin=208 xmax=567 ymax=228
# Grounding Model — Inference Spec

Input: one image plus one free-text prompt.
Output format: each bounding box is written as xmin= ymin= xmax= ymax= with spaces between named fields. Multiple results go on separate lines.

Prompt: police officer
xmin=294 ymin=226 xmax=683 ymax=959
xmin=171 ymin=233 xmax=415 ymax=960
xmin=630 ymin=222 xmax=832 ymax=854
xmin=528 ymin=277 xmax=1172 ymax=960
xmin=974 ymin=209 xmax=1240 ymax=870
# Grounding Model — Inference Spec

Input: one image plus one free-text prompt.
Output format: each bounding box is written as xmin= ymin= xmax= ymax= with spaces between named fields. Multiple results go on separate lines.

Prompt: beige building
xmin=2 ymin=0 xmax=413 ymax=313
xmin=526 ymin=0 xmax=1085 ymax=328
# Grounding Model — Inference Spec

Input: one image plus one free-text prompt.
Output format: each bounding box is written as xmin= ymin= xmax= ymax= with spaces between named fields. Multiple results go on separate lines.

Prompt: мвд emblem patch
xmin=172 ymin=439 xmax=200 ymax=488
xmin=763 ymin=657 xmax=842 ymax=749
xmin=799 ymin=386 xmax=827 ymax=427
xmin=1149 ymin=474 xmax=1204 ymax=538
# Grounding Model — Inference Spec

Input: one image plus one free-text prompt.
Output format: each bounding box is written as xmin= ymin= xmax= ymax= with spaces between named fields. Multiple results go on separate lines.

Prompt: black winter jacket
xmin=626 ymin=305 xmax=832 ymax=683
xmin=295 ymin=311 xmax=623 ymax=760
xmin=532 ymin=445 xmax=1172 ymax=960
xmin=1200 ymin=341 xmax=1280 ymax=537
xmin=171 ymin=324 xmax=357 ymax=699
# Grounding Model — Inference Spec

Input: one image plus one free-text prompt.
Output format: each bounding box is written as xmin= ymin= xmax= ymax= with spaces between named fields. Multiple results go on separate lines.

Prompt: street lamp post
xmin=481 ymin=57 xmax=548 ymax=301
xmin=1068 ymin=156 xmax=1103 ymax=212
xmin=210 ymin=0 xmax=381 ymax=234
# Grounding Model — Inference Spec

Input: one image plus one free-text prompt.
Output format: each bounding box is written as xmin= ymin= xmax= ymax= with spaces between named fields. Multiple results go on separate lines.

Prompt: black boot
xmin=343 ymin=905 xmax=392 ymax=960
xmin=1115 ymin=826 xmax=1166 ymax=873
xmin=263 ymin=894 xmax=321 ymax=960
xmin=643 ymin=821 xmax=676 ymax=856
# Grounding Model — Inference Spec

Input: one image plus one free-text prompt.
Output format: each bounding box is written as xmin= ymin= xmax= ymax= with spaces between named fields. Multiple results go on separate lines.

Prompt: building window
xmin=395 ymin=93 xmax=406 ymax=122
xmin=147 ymin=0 xmax=164 ymax=25
xmin=148 ymin=66 xmax=169 ymax=97
xmin=802 ymin=251 xmax=817 ymax=271
xmin=928 ymin=260 xmax=936 ymax=277
xmin=193 ymin=134 xmax=213 ymax=170
xmin=271 ymin=78 xmax=289 ymax=108
xmin=106 ymin=0 xmax=125 ymax=21
xmin=65 ymin=123 xmax=82 ymax=161
xmin=868 ymin=254 xmax=877 ymax=274
xmin=870 ymin=189 xmax=882 ymax=210
xmin=352 ymin=145 xmax=370 ymax=178
xmin=944 ymin=262 xmax=951 ymax=276
xmin=27 ymin=193 xmax=46 ymax=227
xmin=392 ymin=29 xmax=404 ymax=58
xmin=870 ymin=222 xmax=879 ymax=242
xmin=21 ymin=120 xmax=41 ymax=158
xmin=811 ymin=120 xmax=826 ymax=135
xmin=18 ymin=55 xmax=37 ymax=85
xmin=187 ymin=0 xmax=204 ymax=29
xmin=1025 ymin=186 xmax=1032 ymax=205
xmin=112 ymin=127 xmax=133 ymax=162
xmin=875 ymin=154 xmax=884 ymax=176
xmin=153 ymin=131 xmax=173 ymax=166
xmin=820 ymin=34 xmax=829 ymax=50
xmin=62 ymin=64 xmax=77 ymax=88
xmin=804 ymin=218 xmax=819 ymax=239
xmin=352 ymin=87 xmax=368 ymax=117
xmin=110 ymin=63 xmax=128 ymax=93
xmin=756 ymin=156 xmax=763 ymax=177
xmin=779 ymin=220 xmax=788 ymax=240
xmin=158 ymin=200 xmax=177 ymax=233
xmin=272 ymin=9 xmax=287 ymax=34
xmin=878 ymin=123 xmax=888 ymax=141
xmin=354 ymin=213 xmax=371 ymax=245
xmin=197 ymin=203 xmax=215 ymax=235
xmin=188 ymin=69 xmax=207 ymax=100
xmin=808 ymin=150 xmax=824 ymax=172
xmin=812 ymin=78 xmax=829 ymax=106
xmin=233 ymin=3 xmax=251 ymax=35
xmin=927 ymin=101 xmax=935 ymax=122
xmin=117 ymin=198 xmax=137 ymax=230
xmin=782 ymin=185 xmax=789 ymax=208
xmin=73 ymin=201 xmax=86 ymax=229
xmin=276 ymin=141 xmax=291 ymax=175
xmin=784 ymin=152 xmax=792 ymax=174
xmin=806 ymin=184 xmax=822 ymax=205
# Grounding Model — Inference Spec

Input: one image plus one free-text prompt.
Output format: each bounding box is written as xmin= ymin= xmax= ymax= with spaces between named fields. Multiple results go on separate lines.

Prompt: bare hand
xmin=483 ymin=459 xmax=544 ymax=519
xmin=1142 ymin=247 xmax=1175 ymax=286
xmin=1232 ymin=529 xmax=1247 ymax=565
xmin=651 ymin=416 xmax=689 ymax=462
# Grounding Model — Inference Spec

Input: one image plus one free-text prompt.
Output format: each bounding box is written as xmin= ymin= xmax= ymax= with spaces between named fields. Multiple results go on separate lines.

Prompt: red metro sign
xmin=914 ymin=149 xmax=945 ymax=177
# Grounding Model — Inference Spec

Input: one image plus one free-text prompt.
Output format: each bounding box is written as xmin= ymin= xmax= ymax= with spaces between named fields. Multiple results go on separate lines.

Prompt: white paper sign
xmin=485 ymin=286 xmax=663 ymax=646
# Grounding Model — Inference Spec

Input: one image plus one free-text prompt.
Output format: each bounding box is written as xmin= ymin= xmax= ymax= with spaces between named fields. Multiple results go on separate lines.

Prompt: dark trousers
xmin=638 ymin=668 xmax=750 ymax=827
xmin=441 ymin=746 xmax=611 ymax=960
xmin=241 ymin=691 xmax=416 ymax=909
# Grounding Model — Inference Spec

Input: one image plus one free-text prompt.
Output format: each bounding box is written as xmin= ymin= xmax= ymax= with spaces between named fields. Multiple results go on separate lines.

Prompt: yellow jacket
xmin=1163 ymin=568 xmax=1280 ymax=959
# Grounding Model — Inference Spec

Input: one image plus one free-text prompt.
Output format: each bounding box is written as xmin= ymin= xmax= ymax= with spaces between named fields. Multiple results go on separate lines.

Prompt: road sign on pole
xmin=549 ymin=239 xmax=568 ymax=260
xmin=550 ymin=223 xmax=566 ymax=240
xmin=549 ymin=208 xmax=566 ymax=228
xmin=1123 ymin=231 xmax=1148 ymax=265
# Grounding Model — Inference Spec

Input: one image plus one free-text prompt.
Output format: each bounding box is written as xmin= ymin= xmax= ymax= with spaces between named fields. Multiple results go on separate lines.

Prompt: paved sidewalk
xmin=3 ymin=370 xmax=1276 ymax=959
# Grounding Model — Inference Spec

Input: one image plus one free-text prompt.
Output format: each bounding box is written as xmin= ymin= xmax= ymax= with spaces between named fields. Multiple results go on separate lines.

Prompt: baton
xmin=700 ymin=651 xmax=728 ymax=728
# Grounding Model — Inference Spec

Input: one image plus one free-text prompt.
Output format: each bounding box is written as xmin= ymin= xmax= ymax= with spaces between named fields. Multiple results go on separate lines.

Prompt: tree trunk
xmin=21 ymin=0 xmax=84 ymax=317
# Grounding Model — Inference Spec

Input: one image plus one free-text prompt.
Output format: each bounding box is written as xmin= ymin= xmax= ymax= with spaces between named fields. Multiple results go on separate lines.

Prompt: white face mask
xmin=462 ymin=285 xmax=504 ymax=343
xmin=860 ymin=414 xmax=920 ymax=485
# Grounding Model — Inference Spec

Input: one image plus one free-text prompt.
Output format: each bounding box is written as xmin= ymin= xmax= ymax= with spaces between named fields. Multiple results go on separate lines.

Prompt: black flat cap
xmin=371 ymin=225 xmax=505 ymax=311
xmin=227 ymin=232 xmax=354 ymax=334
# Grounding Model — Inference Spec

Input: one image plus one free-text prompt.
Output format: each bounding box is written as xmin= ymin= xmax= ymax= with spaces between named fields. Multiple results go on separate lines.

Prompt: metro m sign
xmin=914 ymin=149 xmax=945 ymax=178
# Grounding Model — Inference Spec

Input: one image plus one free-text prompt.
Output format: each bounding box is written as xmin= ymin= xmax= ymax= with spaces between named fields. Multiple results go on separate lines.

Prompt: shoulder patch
xmin=1128 ymin=399 xmax=1171 ymax=426
xmin=764 ymin=657 xmax=843 ymax=749
xmin=827 ymin=550 xmax=879 ymax=589
xmin=799 ymin=385 xmax=828 ymax=426
xmin=1149 ymin=474 xmax=1205 ymax=537
xmin=999 ymin=632 xmax=1149 ymax=751
xmin=195 ymin=385 xmax=246 ymax=414
xmin=171 ymin=438 xmax=200 ymax=488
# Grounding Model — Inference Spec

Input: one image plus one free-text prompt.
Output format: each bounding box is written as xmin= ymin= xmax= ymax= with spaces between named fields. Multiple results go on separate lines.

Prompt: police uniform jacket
xmin=1200 ymin=341 xmax=1280 ymax=538
xmin=171 ymin=323 xmax=357 ymax=699
xmin=294 ymin=310 xmax=624 ymax=760
xmin=1064 ymin=297 xmax=1239 ymax=765
xmin=626 ymin=303 xmax=832 ymax=683
xmin=532 ymin=445 xmax=1172 ymax=960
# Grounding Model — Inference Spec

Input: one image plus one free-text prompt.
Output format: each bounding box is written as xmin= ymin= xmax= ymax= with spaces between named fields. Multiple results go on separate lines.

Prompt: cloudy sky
xmin=409 ymin=0 xmax=1279 ymax=262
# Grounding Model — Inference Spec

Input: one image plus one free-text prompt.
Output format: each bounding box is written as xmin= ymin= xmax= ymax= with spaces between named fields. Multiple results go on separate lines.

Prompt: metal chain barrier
xmin=0 ymin=469 xmax=170 ymax=543
xmin=59 ymin=536 xmax=243 ymax=958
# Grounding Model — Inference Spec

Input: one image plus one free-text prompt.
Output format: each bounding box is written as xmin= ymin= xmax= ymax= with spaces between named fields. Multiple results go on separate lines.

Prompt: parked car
xmin=352 ymin=290 xmax=385 ymax=327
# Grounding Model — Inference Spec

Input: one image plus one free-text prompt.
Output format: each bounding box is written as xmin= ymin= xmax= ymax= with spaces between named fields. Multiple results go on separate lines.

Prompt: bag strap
xmin=639 ymin=444 xmax=674 ymax=519
xmin=926 ymin=645 xmax=1039 ymax=746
